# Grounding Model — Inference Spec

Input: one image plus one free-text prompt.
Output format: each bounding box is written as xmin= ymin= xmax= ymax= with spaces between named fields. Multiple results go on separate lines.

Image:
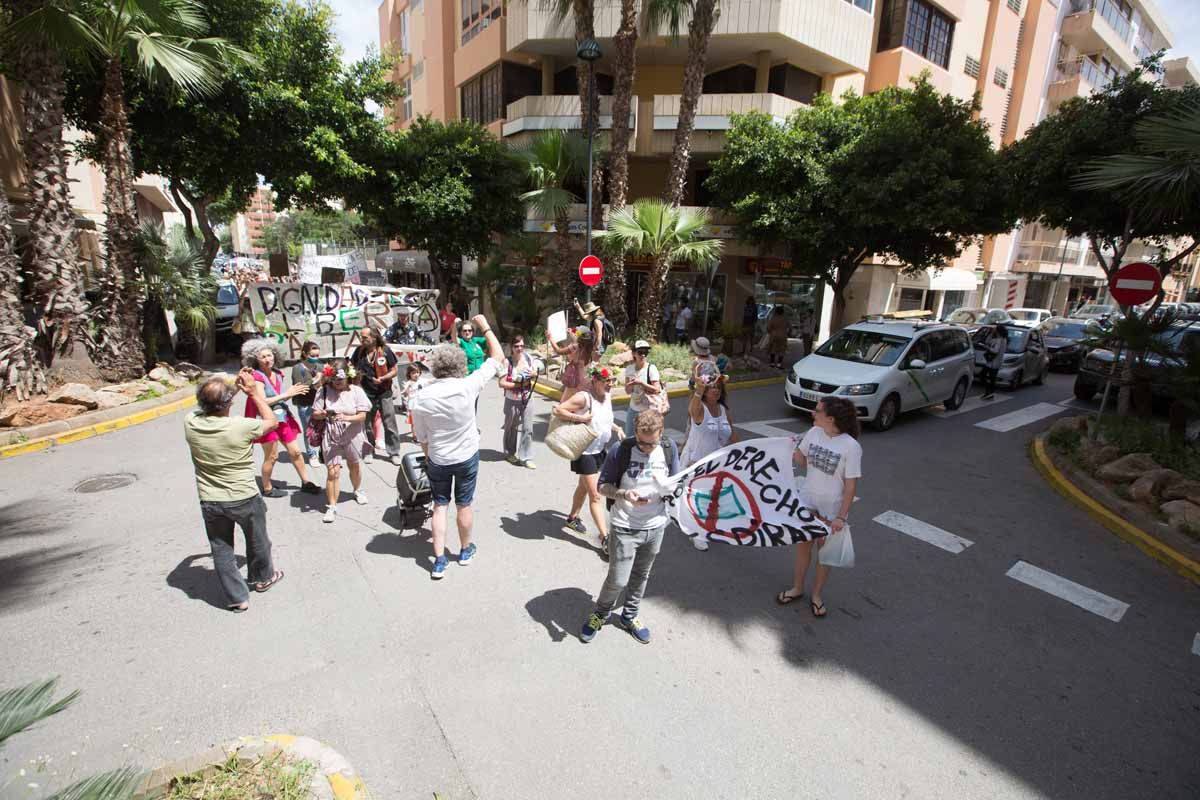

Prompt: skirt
xmin=254 ymin=414 xmax=301 ymax=445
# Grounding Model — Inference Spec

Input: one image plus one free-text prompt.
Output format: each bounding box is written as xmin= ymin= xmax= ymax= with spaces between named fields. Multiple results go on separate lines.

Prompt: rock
xmin=48 ymin=382 xmax=100 ymax=410
xmin=148 ymin=366 xmax=188 ymax=388
xmin=1096 ymin=453 xmax=1160 ymax=483
xmin=1160 ymin=499 xmax=1200 ymax=532
xmin=9 ymin=402 xmax=85 ymax=427
xmin=173 ymin=361 xmax=203 ymax=380
xmin=0 ymin=405 xmax=19 ymax=427
xmin=1049 ymin=416 xmax=1089 ymax=438
xmin=97 ymin=381 xmax=153 ymax=401
xmin=608 ymin=350 xmax=634 ymax=368
xmin=1079 ymin=441 xmax=1121 ymax=470
xmin=93 ymin=392 xmax=132 ymax=410
xmin=1161 ymin=476 xmax=1200 ymax=505
xmin=1129 ymin=469 xmax=1182 ymax=504
xmin=606 ymin=341 xmax=629 ymax=355
xmin=743 ymin=355 xmax=765 ymax=371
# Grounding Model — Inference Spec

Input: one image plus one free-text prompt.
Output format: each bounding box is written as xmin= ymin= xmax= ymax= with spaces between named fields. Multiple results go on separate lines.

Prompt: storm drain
xmin=73 ymin=473 xmax=137 ymax=494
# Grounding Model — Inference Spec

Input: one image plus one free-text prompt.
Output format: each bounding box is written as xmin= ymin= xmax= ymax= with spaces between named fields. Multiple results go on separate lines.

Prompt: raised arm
xmin=472 ymin=314 xmax=503 ymax=363
xmin=687 ymin=386 xmax=705 ymax=424
xmin=553 ymin=391 xmax=590 ymax=422
xmin=239 ymin=369 xmax=279 ymax=435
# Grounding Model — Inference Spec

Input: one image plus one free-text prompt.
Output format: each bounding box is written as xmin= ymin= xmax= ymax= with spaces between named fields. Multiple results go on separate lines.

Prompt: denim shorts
xmin=426 ymin=452 xmax=480 ymax=507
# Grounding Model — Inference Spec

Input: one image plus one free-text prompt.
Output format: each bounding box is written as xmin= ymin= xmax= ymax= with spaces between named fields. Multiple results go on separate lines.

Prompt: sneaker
xmin=459 ymin=543 xmax=476 ymax=565
xmin=354 ymin=489 xmax=369 ymax=505
xmin=363 ymin=452 xmax=374 ymax=464
xmin=322 ymin=505 xmax=337 ymax=523
xmin=524 ymin=460 xmax=537 ymax=470
xmin=390 ymin=454 xmax=403 ymax=466
xmin=692 ymin=536 xmax=710 ymax=551
xmin=431 ymin=555 xmax=449 ymax=579
xmin=506 ymin=454 xmax=521 ymax=465
xmin=982 ymin=393 xmax=995 ymax=401
xmin=301 ymin=481 xmax=321 ymax=495
xmin=579 ymin=612 xmax=605 ymax=643
xmin=617 ymin=615 xmax=651 ymax=644
xmin=562 ymin=517 xmax=587 ymax=536
xmin=307 ymin=455 xmax=320 ymax=468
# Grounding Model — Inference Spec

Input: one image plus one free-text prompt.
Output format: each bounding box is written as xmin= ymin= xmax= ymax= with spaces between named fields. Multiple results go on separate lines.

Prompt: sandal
xmin=252 ymin=570 xmax=285 ymax=593
xmin=598 ymin=536 xmax=609 ymax=561
xmin=228 ymin=603 xmax=249 ymax=613
xmin=775 ymin=589 xmax=805 ymax=606
xmin=810 ymin=599 xmax=827 ymax=618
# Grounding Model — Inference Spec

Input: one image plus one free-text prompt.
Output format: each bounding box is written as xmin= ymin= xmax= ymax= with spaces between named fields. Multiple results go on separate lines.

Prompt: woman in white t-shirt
xmin=680 ymin=374 xmax=738 ymax=550
xmin=553 ymin=365 xmax=618 ymax=556
xmin=622 ymin=340 xmax=663 ymax=437
xmin=776 ymin=396 xmax=862 ymax=618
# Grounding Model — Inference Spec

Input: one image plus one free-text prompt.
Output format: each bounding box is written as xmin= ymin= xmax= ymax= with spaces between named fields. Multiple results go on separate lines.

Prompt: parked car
xmin=945 ymin=307 xmax=1014 ymax=331
xmin=784 ymin=321 xmax=975 ymax=431
xmin=1039 ymin=317 xmax=1097 ymax=372
xmin=214 ymin=280 xmax=240 ymax=335
xmin=1072 ymin=320 xmax=1200 ymax=402
xmin=1008 ymin=307 xmax=1052 ymax=327
xmin=1071 ymin=303 xmax=1119 ymax=321
xmin=971 ymin=324 xmax=1050 ymax=389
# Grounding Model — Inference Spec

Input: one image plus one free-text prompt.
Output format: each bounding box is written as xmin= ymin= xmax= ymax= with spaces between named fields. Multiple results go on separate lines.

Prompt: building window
xmin=878 ymin=0 xmax=955 ymax=70
xmin=413 ymin=60 xmax=424 ymax=81
xmin=401 ymin=78 xmax=412 ymax=122
xmin=964 ymin=55 xmax=981 ymax=78
xmin=768 ymin=64 xmax=823 ymax=104
xmin=845 ymin=0 xmax=873 ymax=10
xmin=460 ymin=64 xmax=502 ymax=124
xmin=702 ymin=64 xmax=757 ymax=94
xmin=994 ymin=66 xmax=1008 ymax=88
xmin=399 ymin=9 xmax=409 ymax=53
xmin=1007 ymin=0 xmax=1021 ymax=12
xmin=461 ymin=0 xmax=501 ymax=45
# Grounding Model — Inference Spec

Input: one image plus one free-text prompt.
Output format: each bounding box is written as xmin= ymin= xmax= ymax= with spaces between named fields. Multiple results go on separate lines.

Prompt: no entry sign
xmin=1109 ymin=261 xmax=1162 ymax=307
xmin=579 ymin=254 xmax=603 ymax=287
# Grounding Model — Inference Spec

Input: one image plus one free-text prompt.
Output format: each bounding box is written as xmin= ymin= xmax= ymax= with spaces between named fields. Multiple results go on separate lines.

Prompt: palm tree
xmin=0 ymin=188 xmax=46 ymax=402
xmin=601 ymin=0 xmax=639 ymax=331
xmin=519 ymin=130 xmax=589 ymax=310
xmin=597 ymin=199 xmax=722 ymax=339
xmin=646 ymin=0 xmax=720 ymax=206
xmin=135 ymin=221 xmax=217 ymax=363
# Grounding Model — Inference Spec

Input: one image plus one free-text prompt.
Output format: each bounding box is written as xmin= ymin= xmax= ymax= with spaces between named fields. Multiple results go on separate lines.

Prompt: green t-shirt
xmin=183 ymin=412 xmax=266 ymax=502
xmin=459 ymin=336 xmax=487 ymax=374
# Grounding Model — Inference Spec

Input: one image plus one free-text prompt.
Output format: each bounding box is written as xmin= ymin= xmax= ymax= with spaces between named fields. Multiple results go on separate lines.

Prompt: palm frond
xmin=1075 ymin=155 xmax=1200 ymax=220
xmin=643 ymin=0 xmax=690 ymax=38
xmin=1 ymin=3 xmax=104 ymax=60
xmin=520 ymin=186 xmax=577 ymax=220
xmin=669 ymin=238 xmax=723 ymax=268
xmin=129 ymin=30 xmax=222 ymax=96
xmin=45 ymin=766 xmax=142 ymax=800
xmin=0 ymin=678 xmax=78 ymax=746
xmin=1134 ymin=103 xmax=1200 ymax=155
xmin=124 ymin=0 xmax=208 ymax=36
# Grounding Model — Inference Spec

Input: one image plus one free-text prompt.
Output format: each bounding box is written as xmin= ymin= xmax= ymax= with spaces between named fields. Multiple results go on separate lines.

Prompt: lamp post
xmin=577 ymin=37 xmax=602 ymax=303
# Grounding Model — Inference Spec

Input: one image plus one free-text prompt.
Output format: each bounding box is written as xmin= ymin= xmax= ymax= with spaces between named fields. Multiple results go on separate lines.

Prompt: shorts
xmin=254 ymin=414 xmax=300 ymax=445
xmin=426 ymin=452 xmax=480 ymax=507
xmin=570 ymin=448 xmax=607 ymax=476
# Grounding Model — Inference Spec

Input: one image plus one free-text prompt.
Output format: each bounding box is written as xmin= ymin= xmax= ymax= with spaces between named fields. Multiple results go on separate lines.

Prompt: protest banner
xmin=664 ymin=437 xmax=829 ymax=548
xmin=242 ymin=282 xmax=440 ymax=361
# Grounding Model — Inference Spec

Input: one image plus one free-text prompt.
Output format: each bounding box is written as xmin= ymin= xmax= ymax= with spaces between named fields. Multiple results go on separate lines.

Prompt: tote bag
xmin=646 ymin=364 xmax=671 ymax=415
xmin=545 ymin=394 xmax=597 ymax=460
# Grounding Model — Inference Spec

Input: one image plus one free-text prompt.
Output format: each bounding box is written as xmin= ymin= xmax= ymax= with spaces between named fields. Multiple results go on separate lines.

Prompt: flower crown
xmin=322 ymin=363 xmax=358 ymax=380
xmin=588 ymin=365 xmax=612 ymax=380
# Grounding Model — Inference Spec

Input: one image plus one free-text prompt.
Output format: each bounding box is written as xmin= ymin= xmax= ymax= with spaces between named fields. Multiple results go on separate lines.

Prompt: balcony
xmin=1062 ymin=0 xmax=1138 ymax=71
xmin=501 ymin=95 xmax=635 ymax=146
xmin=648 ymin=93 xmax=806 ymax=154
xmin=1047 ymin=58 xmax=1115 ymax=108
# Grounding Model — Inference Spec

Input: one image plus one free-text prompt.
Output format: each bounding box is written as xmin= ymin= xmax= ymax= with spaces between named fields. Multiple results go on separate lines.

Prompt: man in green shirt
xmin=184 ymin=369 xmax=285 ymax=612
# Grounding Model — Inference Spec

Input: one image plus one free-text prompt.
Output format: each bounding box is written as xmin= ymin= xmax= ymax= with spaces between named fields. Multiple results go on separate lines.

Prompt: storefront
xmin=624 ymin=257 xmax=728 ymax=339
xmin=744 ymin=257 xmax=822 ymax=339
xmin=889 ymin=268 xmax=979 ymax=320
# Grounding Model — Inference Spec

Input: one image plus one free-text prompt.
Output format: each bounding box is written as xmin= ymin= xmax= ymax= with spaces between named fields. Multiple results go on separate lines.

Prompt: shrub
xmin=646 ymin=343 xmax=694 ymax=372
xmin=1048 ymin=426 xmax=1083 ymax=454
xmin=1097 ymin=415 xmax=1200 ymax=480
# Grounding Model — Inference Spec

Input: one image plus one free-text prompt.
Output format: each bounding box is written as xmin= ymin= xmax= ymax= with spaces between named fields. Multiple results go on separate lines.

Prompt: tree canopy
xmin=254 ymin=208 xmax=376 ymax=259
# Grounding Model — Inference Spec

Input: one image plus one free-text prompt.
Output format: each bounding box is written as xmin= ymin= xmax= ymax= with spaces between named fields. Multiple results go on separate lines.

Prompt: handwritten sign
xmin=665 ymin=437 xmax=829 ymax=548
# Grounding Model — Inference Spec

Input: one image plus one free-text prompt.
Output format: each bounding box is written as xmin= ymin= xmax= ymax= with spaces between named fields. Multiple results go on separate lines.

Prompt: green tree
xmin=0 ymin=188 xmax=45 ymax=402
xmin=519 ymin=130 xmax=589 ymax=310
xmin=599 ymin=0 xmax=639 ymax=331
xmin=596 ymin=199 xmax=722 ymax=338
xmin=708 ymin=78 xmax=1012 ymax=331
xmin=254 ymin=208 xmax=372 ymax=260
xmin=135 ymin=221 xmax=217 ymax=363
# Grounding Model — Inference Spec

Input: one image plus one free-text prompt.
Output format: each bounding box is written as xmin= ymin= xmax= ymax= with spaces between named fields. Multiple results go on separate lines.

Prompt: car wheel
xmin=871 ymin=394 xmax=900 ymax=432
xmin=943 ymin=377 xmax=968 ymax=410
xmin=1073 ymin=380 xmax=1097 ymax=402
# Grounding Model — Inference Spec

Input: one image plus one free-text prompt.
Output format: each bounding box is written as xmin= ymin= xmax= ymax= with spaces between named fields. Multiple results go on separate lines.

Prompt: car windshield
xmin=216 ymin=285 xmax=239 ymax=305
xmin=947 ymin=309 xmax=983 ymax=324
xmin=1009 ymin=310 xmax=1040 ymax=321
xmin=1004 ymin=328 xmax=1029 ymax=354
xmin=1079 ymin=304 xmax=1112 ymax=315
xmin=982 ymin=310 xmax=1012 ymax=324
xmin=816 ymin=329 xmax=910 ymax=366
xmin=1043 ymin=321 xmax=1088 ymax=339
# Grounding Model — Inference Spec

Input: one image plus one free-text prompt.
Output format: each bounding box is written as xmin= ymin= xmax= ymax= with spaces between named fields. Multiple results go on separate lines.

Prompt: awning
xmin=898 ymin=268 xmax=979 ymax=292
xmin=133 ymin=182 xmax=176 ymax=213
xmin=375 ymin=250 xmax=430 ymax=274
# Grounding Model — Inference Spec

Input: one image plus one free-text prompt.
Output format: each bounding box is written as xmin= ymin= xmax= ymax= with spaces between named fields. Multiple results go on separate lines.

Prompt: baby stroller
xmin=395 ymin=451 xmax=433 ymax=530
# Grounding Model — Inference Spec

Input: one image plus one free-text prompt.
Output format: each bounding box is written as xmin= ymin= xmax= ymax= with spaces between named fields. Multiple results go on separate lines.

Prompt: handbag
xmin=305 ymin=385 xmax=329 ymax=450
xmin=646 ymin=364 xmax=670 ymax=414
xmin=545 ymin=394 xmax=597 ymax=460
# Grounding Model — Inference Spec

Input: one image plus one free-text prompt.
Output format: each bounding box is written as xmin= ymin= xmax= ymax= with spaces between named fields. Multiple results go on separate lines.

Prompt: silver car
xmin=973 ymin=325 xmax=1050 ymax=389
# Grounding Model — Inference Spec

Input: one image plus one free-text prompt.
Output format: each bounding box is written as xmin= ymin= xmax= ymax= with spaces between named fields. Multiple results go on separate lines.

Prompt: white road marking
xmin=1058 ymin=397 xmax=1094 ymax=410
xmin=1005 ymin=561 xmax=1129 ymax=622
xmin=975 ymin=402 xmax=1068 ymax=432
xmin=872 ymin=511 xmax=974 ymax=554
xmin=739 ymin=420 xmax=804 ymax=439
xmin=926 ymin=394 xmax=1014 ymax=418
xmin=1192 ymin=633 xmax=1200 ymax=656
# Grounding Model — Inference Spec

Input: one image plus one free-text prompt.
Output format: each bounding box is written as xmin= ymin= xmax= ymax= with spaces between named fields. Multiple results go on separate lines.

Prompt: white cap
xmin=634 ymin=339 xmax=651 ymax=350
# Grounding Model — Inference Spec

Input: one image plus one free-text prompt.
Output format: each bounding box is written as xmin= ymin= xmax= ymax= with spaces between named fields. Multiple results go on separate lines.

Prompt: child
xmin=399 ymin=363 xmax=423 ymax=431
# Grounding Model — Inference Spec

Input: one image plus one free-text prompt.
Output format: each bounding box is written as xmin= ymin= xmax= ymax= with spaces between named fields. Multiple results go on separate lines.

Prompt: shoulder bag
xmin=305 ymin=385 xmax=329 ymax=450
xmin=545 ymin=392 xmax=597 ymax=460
xmin=646 ymin=363 xmax=671 ymax=415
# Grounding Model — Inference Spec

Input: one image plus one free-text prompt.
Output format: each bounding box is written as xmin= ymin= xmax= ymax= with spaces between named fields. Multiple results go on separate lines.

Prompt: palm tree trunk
xmin=662 ymin=0 xmax=719 ymax=206
xmin=572 ymin=0 xmax=597 ymax=134
xmin=95 ymin=58 xmax=146 ymax=380
xmin=602 ymin=0 xmax=638 ymax=333
xmin=640 ymin=251 xmax=671 ymax=341
xmin=0 ymin=187 xmax=46 ymax=402
xmin=555 ymin=209 xmax=575 ymax=310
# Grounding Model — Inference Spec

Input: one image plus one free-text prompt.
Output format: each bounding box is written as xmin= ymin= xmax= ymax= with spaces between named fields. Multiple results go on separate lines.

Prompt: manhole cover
xmin=73 ymin=473 xmax=137 ymax=494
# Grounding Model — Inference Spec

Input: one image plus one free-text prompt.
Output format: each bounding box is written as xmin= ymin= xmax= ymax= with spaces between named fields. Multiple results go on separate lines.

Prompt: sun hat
xmin=634 ymin=339 xmax=651 ymax=351
xmin=691 ymin=337 xmax=712 ymax=356
xmin=578 ymin=302 xmax=602 ymax=317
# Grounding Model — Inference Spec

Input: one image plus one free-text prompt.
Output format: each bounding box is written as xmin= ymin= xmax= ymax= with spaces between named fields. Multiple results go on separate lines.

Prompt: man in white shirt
xmin=409 ymin=314 xmax=504 ymax=579
xmin=674 ymin=300 xmax=694 ymax=345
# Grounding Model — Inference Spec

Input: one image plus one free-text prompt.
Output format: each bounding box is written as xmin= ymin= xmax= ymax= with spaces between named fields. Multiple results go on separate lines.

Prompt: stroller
xmin=395 ymin=451 xmax=433 ymax=529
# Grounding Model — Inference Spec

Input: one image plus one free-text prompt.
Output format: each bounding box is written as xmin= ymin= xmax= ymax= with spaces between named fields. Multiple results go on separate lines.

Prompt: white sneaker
xmin=354 ymin=489 xmax=369 ymax=505
xmin=307 ymin=454 xmax=320 ymax=468
xmin=323 ymin=505 xmax=338 ymax=523
xmin=390 ymin=454 xmax=403 ymax=466
xmin=693 ymin=537 xmax=710 ymax=551
xmin=363 ymin=452 xmax=374 ymax=464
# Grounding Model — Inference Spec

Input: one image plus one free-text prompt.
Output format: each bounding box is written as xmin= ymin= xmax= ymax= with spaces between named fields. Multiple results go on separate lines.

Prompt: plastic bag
xmin=817 ymin=525 xmax=855 ymax=568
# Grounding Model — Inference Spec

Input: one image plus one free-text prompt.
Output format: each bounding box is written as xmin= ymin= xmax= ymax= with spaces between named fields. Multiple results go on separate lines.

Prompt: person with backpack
xmin=623 ymin=340 xmax=665 ymax=438
xmin=579 ymin=409 xmax=680 ymax=645
xmin=290 ymin=340 xmax=325 ymax=468
xmin=555 ymin=364 xmax=618 ymax=555
xmin=499 ymin=334 xmax=542 ymax=469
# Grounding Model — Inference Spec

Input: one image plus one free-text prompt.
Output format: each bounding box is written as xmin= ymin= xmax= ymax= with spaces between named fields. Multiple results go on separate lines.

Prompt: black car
xmin=1039 ymin=317 xmax=1096 ymax=372
xmin=1073 ymin=321 xmax=1200 ymax=402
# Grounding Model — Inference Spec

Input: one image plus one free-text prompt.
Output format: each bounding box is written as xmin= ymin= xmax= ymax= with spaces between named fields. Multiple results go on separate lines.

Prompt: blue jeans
xmin=295 ymin=404 xmax=315 ymax=458
xmin=426 ymin=452 xmax=480 ymax=507
xmin=623 ymin=405 xmax=644 ymax=438
xmin=594 ymin=524 xmax=666 ymax=618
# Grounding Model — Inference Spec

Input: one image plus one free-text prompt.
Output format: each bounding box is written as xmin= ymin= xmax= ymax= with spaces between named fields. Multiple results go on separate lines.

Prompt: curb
xmin=1030 ymin=434 xmax=1200 ymax=586
xmin=531 ymin=374 xmax=784 ymax=403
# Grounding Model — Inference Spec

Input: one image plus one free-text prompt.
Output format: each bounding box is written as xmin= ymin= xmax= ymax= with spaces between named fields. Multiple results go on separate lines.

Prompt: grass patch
xmin=1096 ymin=415 xmax=1200 ymax=481
xmin=167 ymin=751 xmax=314 ymax=800
xmin=136 ymin=386 xmax=164 ymax=402
xmin=1047 ymin=425 xmax=1083 ymax=454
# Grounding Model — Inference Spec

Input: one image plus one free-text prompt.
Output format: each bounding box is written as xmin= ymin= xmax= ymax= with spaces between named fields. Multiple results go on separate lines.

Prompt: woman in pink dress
xmin=311 ymin=359 xmax=372 ymax=524
xmin=241 ymin=338 xmax=319 ymax=498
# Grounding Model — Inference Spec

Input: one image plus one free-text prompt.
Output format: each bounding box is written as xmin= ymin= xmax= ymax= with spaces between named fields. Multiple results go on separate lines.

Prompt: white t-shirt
xmin=623 ymin=362 xmax=660 ymax=412
xmin=582 ymin=392 xmax=614 ymax=455
xmin=609 ymin=445 xmax=671 ymax=530
xmin=675 ymin=307 xmax=694 ymax=331
xmin=410 ymin=357 xmax=501 ymax=465
xmin=798 ymin=426 xmax=862 ymax=512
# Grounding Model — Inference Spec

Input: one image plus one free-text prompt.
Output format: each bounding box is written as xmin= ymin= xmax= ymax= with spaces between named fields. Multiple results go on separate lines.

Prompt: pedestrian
xmin=399 ymin=362 xmax=422 ymax=414
xmin=454 ymin=319 xmax=488 ymax=375
xmin=674 ymin=299 xmax=694 ymax=345
xmin=981 ymin=323 xmax=1007 ymax=400
xmin=547 ymin=326 xmax=597 ymax=403
xmin=440 ymin=299 xmax=458 ymax=341
xmin=385 ymin=307 xmax=432 ymax=345
xmin=183 ymin=371 xmax=284 ymax=612
xmin=409 ymin=314 xmax=504 ymax=579
xmin=574 ymin=300 xmax=608 ymax=356
xmin=556 ymin=364 xmax=618 ymax=555
xmin=741 ymin=295 xmax=758 ymax=354
xmin=800 ymin=304 xmax=816 ymax=357
xmin=622 ymin=339 xmax=663 ymax=438
xmin=777 ymin=396 xmax=861 ymax=619
xmin=680 ymin=374 xmax=738 ymax=551
xmin=310 ymin=359 xmax=371 ymax=523
xmin=241 ymin=338 xmax=320 ymax=498
xmin=579 ymin=409 xmax=680 ymax=644
xmin=499 ymin=333 xmax=541 ymax=469
xmin=290 ymin=340 xmax=324 ymax=468
xmin=351 ymin=327 xmax=401 ymax=464
xmin=688 ymin=336 xmax=719 ymax=390
xmin=661 ymin=300 xmax=676 ymax=344
xmin=767 ymin=306 xmax=790 ymax=369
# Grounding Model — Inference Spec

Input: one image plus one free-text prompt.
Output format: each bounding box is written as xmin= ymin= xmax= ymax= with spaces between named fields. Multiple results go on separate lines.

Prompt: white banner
xmin=665 ymin=437 xmax=830 ymax=548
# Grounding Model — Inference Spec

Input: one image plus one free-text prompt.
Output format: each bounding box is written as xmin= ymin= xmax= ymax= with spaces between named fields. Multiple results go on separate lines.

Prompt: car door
xmin=898 ymin=335 xmax=935 ymax=409
xmin=921 ymin=330 xmax=957 ymax=400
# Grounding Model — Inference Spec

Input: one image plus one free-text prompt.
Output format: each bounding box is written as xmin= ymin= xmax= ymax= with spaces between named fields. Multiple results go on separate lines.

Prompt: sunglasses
xmin=635 ymin=349 xmax=650 ymax=355
xmin=635 ymin=438 xmax=658 ymax=451
xmin=512 ymin=344 xmax=525 ymax=348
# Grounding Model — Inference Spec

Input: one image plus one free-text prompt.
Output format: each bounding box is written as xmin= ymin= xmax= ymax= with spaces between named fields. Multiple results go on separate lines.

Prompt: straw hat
xmin=691 ymin=337 xmax=712 ymax=356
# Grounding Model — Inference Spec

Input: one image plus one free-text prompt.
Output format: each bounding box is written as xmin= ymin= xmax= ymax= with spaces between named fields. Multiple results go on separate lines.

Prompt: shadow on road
xmin=0 ymin=503 xmax=106 ymax=615
xmin=499 ymin=510 xmax=602 ymax=556
xmin=524 ymin=586 xmax=594 ymax=642
xmin=166 ymin=552 xmax=247 ymax=610
xmin=478 ymin=448 xmax=509 ymax=463
xmin=365 ymin=526 xmax=434 ymax=574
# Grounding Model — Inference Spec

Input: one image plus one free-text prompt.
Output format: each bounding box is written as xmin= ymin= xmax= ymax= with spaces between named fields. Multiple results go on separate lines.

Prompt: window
xmin=964 ymin=55 xmax=981 ymax=78
xmin=399 ymin=9 xmax=409 ymax=53
xmin=702 ymin=64 xmax=757 ymax=94
xmin=413 ymin=60 xmax=424 ymax=81
xmin=1007 ymin=0 xmax=1021 ymax=12
xmin=768 ymin=64 xmax=823 ymax=104
xmin=897 ymin=287 xmax=925 ymax=311
xmin=878 ymin=0 xmax=955 ymax=70
xmin=994 ymin=67 xmax=1009 ymax=88
xmin=460 ymin=64 xmax=503 ymax=124
xmin=401 ymin=78 xmax=412 ymax=121
xmin=816 ymin=329 xmax=912 ymax=366
xmin=845 ymin=0 xmax=873 ymax=9
xmin=553 ymin=67 xmax=614 ymax=96
xmin=904 ymin=336 xmax=933 ymax=367
xmin=462 ymin=0 xmax=501 ymax=44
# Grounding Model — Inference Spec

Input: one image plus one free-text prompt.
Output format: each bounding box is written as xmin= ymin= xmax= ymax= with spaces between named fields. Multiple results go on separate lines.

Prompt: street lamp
xmin=577 ymin=37 xmax=602 ymax=303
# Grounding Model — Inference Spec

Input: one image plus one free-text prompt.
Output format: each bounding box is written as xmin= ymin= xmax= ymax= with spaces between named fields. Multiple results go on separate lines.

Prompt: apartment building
xmin=230 ymin=186 xmax=280 ymax=256
xmin=377 ymin=0 xmax=1194 ymax=337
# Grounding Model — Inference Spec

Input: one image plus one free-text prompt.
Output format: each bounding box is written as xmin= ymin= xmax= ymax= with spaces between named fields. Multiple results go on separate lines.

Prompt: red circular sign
xmin=1109 ymin=261 xmax=1162 ymax=307
xmin=578 ymin=254 xmax=603 ymax=287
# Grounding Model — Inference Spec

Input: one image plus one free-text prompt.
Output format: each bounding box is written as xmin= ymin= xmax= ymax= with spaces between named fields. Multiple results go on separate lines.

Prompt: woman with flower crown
xmin=553 ymin=364 xmax=620 ymax=557
xmin=311 ymin=358 xmax=372 ymax=524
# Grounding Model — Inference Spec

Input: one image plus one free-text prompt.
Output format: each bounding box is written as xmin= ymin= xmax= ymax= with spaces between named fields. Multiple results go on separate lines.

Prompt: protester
xmin=399 ymin=363 xmax=422 ymax=414
xmin=351 ymin=327 xmax=401 ymax=465
xmin=440 ymin=299 xmax=458 ymax=341
xmin=574 ymin=300 xmax=608 ymax=356
xmin=547 ymin=326 xmax=598 ymax=403
xmin=311 ymin=359 xmax=371 ymax=523
xmin=981 ymin=323 xmax=1007 ymax=400
xmin=409 ymin=314 xmax=504 ymax=579
xmin=767 ymin=306 xmax=790 ymax=369
xmin=777 ymin=396 xmax=862 ymax=619
xmin=499 ymin=334 xmax=541 ymax=469
xmin=290 ymin=340 xmax=324 ymax=468
xmin=555 ymin=364 xmax=618 ymax=555
xmin=183 ymin=371 xmax=284 ymax=612
xmin=622 ymin=340 xmax=663 ymax=438
xmin=674 ymin=299 xmax=694 ymax=345
xmin=579 ymin=409 xmax=680 ymax=644
xmin=454 ymin=319 xmax=488 ymax=375
xmin=385 ymin=307 xmax=432 ymax=345
xmin=241 ymin=338 xmax=320 ymax=497
xmin=680 ymin=374 xmax=739 ymax=551
xmin=741 ymin=295 xmax=758 ymax=354
xmin=689 ymin=337 xmax=720 ymax=390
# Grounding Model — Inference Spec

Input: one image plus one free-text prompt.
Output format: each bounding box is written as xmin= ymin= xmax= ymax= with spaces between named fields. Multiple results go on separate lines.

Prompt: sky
xmin=1154 ymin=0 xmax=1200 ymax=63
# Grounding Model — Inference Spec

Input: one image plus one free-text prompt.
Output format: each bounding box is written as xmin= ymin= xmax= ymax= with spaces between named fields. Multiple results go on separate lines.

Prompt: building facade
xmin=230 ymin=186 xmax=280 ymax=256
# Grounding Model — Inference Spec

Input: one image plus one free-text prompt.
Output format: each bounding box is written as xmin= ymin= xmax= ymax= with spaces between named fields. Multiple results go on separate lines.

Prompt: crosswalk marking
xmin=739 ymin=420 xmax=805 ymax=439
xmin=872 ymin=511 xmax=973 ymax=554
xmin=1057 ymin=397 xmax=1093 ymax=410
xmin=1193 ymin=633 xmax=1200 ymax=657
xmin=925 ymin=394 xmax=1013 ymax=418
xmin=975 ymin=402 xmax=1067 ymax=432
xmin=1005 ymin=561 xmax=1129 ymax=622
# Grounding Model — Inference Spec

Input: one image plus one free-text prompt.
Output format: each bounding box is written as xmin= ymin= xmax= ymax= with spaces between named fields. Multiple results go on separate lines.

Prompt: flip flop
xmin=775 ymin=589 xmax=805 ymax=606
xmin=810 ymin=599 xmax=827 ymax=618
xmin=252 ymin=570 xmax=284 ymax=593
xmin=228 ymin=603 xmax=249 ymax=613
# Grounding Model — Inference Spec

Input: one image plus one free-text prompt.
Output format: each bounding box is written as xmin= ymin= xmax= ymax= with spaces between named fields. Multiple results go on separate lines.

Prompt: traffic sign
xmin=579 ymin=254 xmax=603 ymax=287
xmin=1109 ymin=261 xmax=1162 ymax=307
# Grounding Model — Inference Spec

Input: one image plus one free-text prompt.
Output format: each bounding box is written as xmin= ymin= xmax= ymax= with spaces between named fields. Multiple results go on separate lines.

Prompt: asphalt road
xmin=1 ymin=369 xmax=1197 ymax=800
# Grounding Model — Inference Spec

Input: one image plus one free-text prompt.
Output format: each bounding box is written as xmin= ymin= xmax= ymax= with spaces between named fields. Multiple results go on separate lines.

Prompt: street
xmin=1 ymin=372 xmax=1198 ymax=800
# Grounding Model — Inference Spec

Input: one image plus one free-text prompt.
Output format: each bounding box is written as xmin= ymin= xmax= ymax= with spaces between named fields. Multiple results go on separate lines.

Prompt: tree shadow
xmin=165 ymin=552 xmax=248 ymax=610
xmin=524 ymin=586 xmax=594 ymax=642
xmin=498 ymin=510 xmax=601 ymax=555
xmin=0 ymin=544 xmax=105 ymax=616
xmin=0 ymin=502 xmax=57 ymax=543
